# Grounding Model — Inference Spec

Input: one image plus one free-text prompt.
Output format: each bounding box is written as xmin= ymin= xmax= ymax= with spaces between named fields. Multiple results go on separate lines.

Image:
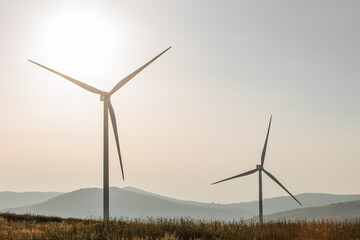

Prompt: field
xmin=0 ymin=213 xmax=360 ymax=240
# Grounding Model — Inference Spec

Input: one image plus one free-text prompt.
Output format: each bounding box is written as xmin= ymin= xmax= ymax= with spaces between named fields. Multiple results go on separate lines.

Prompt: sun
xmin=35 ymin=5 xmax=124 ymax=87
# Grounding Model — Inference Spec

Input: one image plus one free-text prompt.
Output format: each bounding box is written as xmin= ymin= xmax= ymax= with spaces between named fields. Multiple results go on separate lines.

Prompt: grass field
xmin=0 ymin=213 xmax=360 ymax=240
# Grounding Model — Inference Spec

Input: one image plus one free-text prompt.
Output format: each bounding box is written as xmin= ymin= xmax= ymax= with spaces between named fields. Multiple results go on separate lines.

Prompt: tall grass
xmin=0 ymin=213 xmax=359 ymax=239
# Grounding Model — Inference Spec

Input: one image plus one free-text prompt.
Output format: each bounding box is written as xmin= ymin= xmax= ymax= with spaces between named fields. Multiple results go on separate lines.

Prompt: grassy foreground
xmin=0 ymin=213 xmax=360 ymax=240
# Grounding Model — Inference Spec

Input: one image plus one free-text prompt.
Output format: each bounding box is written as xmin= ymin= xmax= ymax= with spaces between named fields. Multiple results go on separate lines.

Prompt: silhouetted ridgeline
xmin=265 ymin=200 xmax=360 ymax=221
xmin=3 ymin=187 xmax=252 ymax=220
xmin=0 ymin=191 xmax=63 ymax=209
xmin=1 ymin=187 xmax=360 ymax=220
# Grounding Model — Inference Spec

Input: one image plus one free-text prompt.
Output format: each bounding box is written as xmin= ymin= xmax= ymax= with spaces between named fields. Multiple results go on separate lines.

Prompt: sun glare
xmin=36 ymin=6 xmax=124 ymax=86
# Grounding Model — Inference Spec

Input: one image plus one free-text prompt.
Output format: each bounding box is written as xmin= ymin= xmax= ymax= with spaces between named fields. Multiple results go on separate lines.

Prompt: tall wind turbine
xmin=212 ymin=116 xmax=302 ymax=223
xmin=29 ymin=47 xmax=171 ymax=220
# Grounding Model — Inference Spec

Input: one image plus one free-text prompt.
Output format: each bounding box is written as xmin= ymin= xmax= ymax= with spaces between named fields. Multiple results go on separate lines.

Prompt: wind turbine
xmin=28 ymin=47 xmax=171 ymax=220
xmin=212 ymin=116 xmax=302 ymax=223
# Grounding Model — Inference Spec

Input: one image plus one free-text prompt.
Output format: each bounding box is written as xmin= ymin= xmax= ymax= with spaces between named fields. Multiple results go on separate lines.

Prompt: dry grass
xmin=0 ymin=213 xmax=359 ymax=240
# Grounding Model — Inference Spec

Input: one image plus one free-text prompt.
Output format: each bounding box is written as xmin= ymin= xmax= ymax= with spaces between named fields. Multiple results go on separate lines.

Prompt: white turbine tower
xmin=212 ymin=116 xmax=302 ymax=223
xmin=29 ymin=47 xmax=171 ymax=220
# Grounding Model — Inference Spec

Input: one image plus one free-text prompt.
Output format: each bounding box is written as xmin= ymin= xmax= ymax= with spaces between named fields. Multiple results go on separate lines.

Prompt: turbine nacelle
xmin=100 ymin=92 xmax=110 ymax=101
xmin=256 ymin=164 xmax=263 ymax=170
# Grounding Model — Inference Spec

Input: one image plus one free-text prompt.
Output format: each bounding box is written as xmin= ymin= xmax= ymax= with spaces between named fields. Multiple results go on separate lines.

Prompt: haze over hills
xmin=4 ymin=187 xmax=253 ymax=220
xmin=231 ymin=193 xmax=360 ymax=215
xmin=0 ymin=191 xmax=63 ymax=210
xmin=2 ymin=187 xmax=360 ymax=221
xmin=265 ymin=200 xmax=360 ymax=221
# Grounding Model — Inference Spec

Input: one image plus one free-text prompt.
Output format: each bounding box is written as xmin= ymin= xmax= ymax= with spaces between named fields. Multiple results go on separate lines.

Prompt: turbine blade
xmin=261 ymin=115 xmax=272 ymax=166
xmin=263 ymin=169 xmax=302 ymax=206
xmin=107 ymin=99 xmax=125 ymax=180
xmin=109 ymin=46 xmax=172 ymax=95
xmin=212 ymin=168 xmax=258 ymax=185
xmin=28 ymin=59 xmax=104 ymax=95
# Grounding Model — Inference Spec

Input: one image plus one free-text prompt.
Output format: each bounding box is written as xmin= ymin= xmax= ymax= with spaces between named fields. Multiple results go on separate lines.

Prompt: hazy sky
xmin=0 ymin=0 xmax=359 ymax=204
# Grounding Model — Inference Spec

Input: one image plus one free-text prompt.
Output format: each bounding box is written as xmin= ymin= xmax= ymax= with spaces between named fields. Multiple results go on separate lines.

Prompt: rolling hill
xmin=266 ymin=200 xmax=360 ymax=221
xmin=5 ymin=187 xmax=253 ymax=220
xmin=2 ymin=187 xmax=360 ymax=220
xmin=231 ymin=193 xmax=360 ymax=215
xmin=0 ymin=191 xmax=63 ymax=210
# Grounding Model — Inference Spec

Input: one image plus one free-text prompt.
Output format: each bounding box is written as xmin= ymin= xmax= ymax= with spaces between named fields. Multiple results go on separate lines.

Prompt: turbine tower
xmin=29 ymin=47 xmax=171 ymax=220
xmin=212 ymin=116 xmax=302 ymax=223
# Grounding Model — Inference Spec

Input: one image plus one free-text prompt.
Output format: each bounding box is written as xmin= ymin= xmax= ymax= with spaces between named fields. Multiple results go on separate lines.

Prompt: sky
xmin=0 ymin=0 xmax=359 ymax=204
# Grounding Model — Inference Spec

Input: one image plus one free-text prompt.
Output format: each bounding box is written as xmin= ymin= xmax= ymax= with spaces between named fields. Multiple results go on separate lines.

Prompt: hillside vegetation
xmin=0 ymin=213 xmax=360 ymax=240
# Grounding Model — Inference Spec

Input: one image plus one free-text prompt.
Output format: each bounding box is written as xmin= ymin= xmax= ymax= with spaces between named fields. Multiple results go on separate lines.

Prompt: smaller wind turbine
xmin=212 ymin=116 xmax=302 ymax=223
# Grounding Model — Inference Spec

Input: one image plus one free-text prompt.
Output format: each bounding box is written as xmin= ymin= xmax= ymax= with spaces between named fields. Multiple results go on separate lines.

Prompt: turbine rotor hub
xmin=100 ymin=92 xmax=110 ymax=101
xmin=256 ymin=164 xmax=263 ymax=170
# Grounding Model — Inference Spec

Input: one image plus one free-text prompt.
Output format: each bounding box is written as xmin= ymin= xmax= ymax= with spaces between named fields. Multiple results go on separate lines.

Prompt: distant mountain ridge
xmin=1 ymin=187 xmax=360 ymax=221
xmin=231 ymin=193 xmax=360 ymax=215
xmin=265 ymin=200 xmax=360 ymax=221
xmin=0 ymin=191 xmax=63 ymax=210
xmin=4 ymin=187 xmax=253 ymax=220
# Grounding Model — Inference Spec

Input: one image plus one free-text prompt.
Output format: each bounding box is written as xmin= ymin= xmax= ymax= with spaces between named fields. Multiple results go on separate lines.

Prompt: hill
xmin=266 ymin=200 xmax=360 ymax=221
xmin=232 ymin=193 xmax=360 ymax=215
xmin=6 ymin=187 xmax=253 ymax=220
xmin=0 ymin=191 xmax=63 ymax=210
xmin=3 ymin=187 xmax=360 ymax=220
